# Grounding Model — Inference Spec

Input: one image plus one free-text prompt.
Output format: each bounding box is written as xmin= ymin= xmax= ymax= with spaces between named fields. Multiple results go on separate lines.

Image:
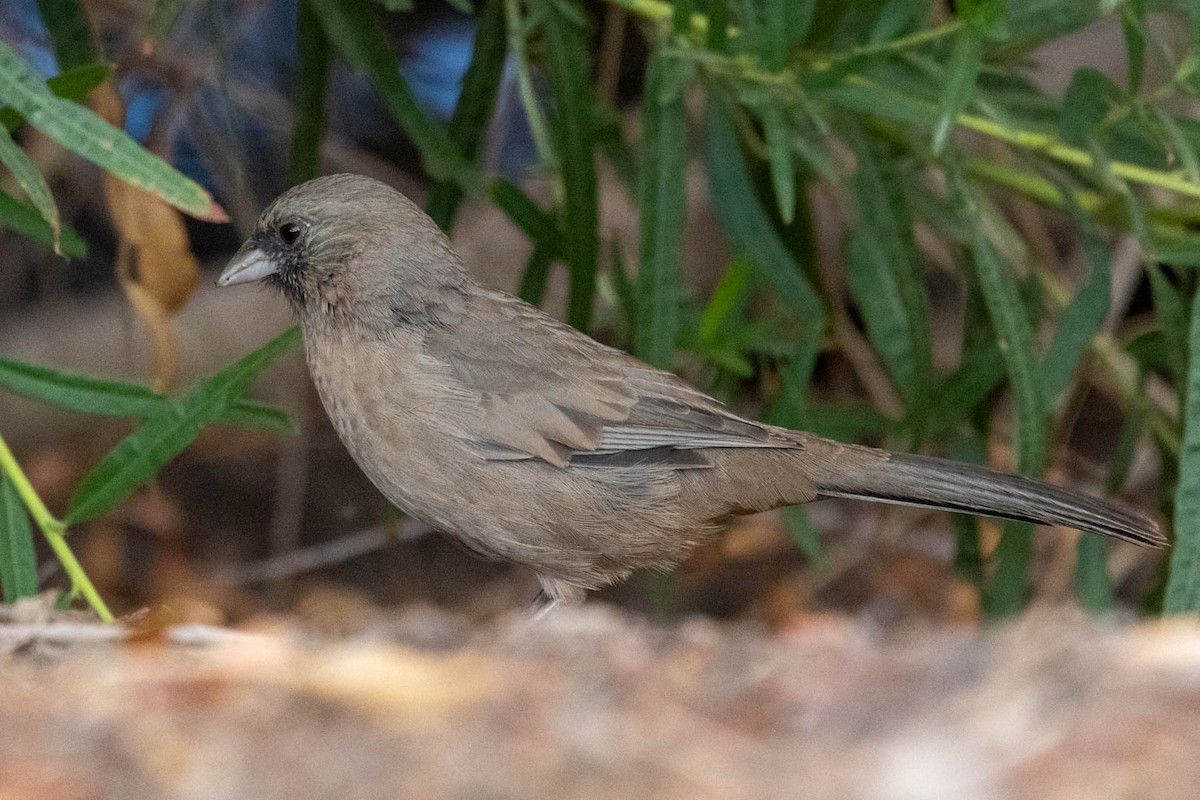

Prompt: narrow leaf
xmin=309 ymin=0 xmax=475 ymax=188
xmin=1164 ymin=285 xmax=1200 ymax=613
xmin=845 ymin=128 xmax=933 ymax=418
xmin=0 ymin=355 xmax=294 ymax=433
xmin=290 ymin=0 xmax=332 ymax=185
xmin=1120 ymin=0 xmax=1146 ymax=93
xmin=65 ymin=327 xmax=301 ymax=524
xmin=0 ymin=63 xmax=114 ymax=132
xmin=517 ymin=246 xmax=553 ymax=306
xmin=634 ymin=48 xmax=688 ymax=368
xmin=1155 ymin=110 xmax=1200 ymax=186
xmin=1148 ymin=264 xmax=1188 ymax=383
xmin=699 ymin=257 xmax=752 ymax=344
xmin=146 ymin=0 xmax=188 ymax=44
xmin=0 ymin=189 xmax=86 ymax=258
xmin=0 ymin=126 xmax=60 ymax=253
xmin=35 ymin=0 xmax=98 ymax=70
xmin=762 ymin=107 xmax=796 ymax=224
xmin=490 ymin=178 xmax=563 ymax=257
xmin=0 ymin=41 xmax=221 ymax=220
xmin=0 ymin=473 xmax=39 ymax=603
xmin=541 ymin=0 xmax=600 ymax=330
xmin=705 ymin=100 xmax=822 ymax=320
xmin=427 ymin=0 xmax=507 ymax=231
xmin=781 ymin=505 xmax=824 ymax=563
xmin=932 ymin=30 xmax=983 ymax=155
xmin=1060 ymin=68 xmax=1120 ymax=148
xmin=1040 ymin=200 xmax=1111 ymax=403
xmin=950 ymin=166 xmax=1046 ymax=616
xmin=706 ymin=0 xmax=729 ymax=52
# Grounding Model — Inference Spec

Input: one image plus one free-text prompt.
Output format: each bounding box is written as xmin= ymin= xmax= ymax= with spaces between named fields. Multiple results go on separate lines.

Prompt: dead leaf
xmin=92 ymin=82 xmax=199 ymax=391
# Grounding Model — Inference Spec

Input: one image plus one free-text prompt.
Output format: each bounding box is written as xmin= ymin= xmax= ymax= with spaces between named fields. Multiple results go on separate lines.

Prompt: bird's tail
xmin=801 ymin=442 xmax=1165 ymax=548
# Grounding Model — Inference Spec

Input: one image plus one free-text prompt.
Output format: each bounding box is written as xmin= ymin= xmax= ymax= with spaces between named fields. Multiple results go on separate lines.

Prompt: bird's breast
xmin=301 ymin=326 xmax=475 ymax=526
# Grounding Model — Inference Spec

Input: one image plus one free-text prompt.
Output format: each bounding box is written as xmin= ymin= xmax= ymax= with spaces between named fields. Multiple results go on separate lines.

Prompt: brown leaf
xmin=92 ymin=83 xmax=199 ymax=390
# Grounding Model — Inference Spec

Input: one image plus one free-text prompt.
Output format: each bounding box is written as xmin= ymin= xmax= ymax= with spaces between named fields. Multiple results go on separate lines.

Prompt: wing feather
xmin=424 ymin=289 xmax=793 ymax=466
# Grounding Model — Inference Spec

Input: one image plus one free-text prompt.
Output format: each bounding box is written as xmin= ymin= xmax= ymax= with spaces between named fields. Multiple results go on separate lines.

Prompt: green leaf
xmin=705 ymin=99 xmax=822 ymax=321
xmin=949 ymin=434 xmax=987 ymax=586
xmin=1074 ymin=535 xmax=1112 ymax=611
xmin=65 ymin=327 xmax=302 ymax=524
xmin=0 ymin=473 xmax=38 ymax=603
xmin=0 ymin=63 xmax=113 ymax=132
xmin=1120 ymin=0 xmax=1146 ymax=93
xmin=926 ymin=340 xmax=1006 ymax=437
xmin=517 ymin=246 xmax=554 ymax=307
xmin=1155 ymin=110 xmax=1200 ymax=186
xmin=490 ymin=178 xmax=563 ymax=257
xmin=1077 ymin=399 xmax=1145 ymax=611
xmin=146 ymin=0 xmax=188 ymax=43
xmin=950 ymin=166 xmax=1046 ymax=616
xmin=290 ymin=0 xmax=331 ymax=185
xmin=309 ymin=0 xmax=474 ymax=189
xmin=0 ymin=189 xmax=86 ymax=258
xmin=706 ymin=0 xmax=729 ymax=52
xmin=0 ymin=355 xmax=295 ymax=434
xmin=0 ymin=41 xmax=220 ymax=220
xmin=634 ymin=48 xmax=688 ymax=369
xmin=845 ymin=128 xmax=933 ymax=420
xmin=932 ymin=29 xmax=983 ymax=155
xmin=35 ymin=0 xmax=98 ymax=70
xmin=541 ymin=0 xmax=600 ymax=331
xmin=959 ymin=0 xmax=1005 ymax=36
xmin=1059 ymin=68 xmax=1120 ymax=148
xmin=0 ymin=124 xmax=60 ymax=253
xmin=1040 ymin=197 xmax=1111 ymax=403
xmin=762 ymin=106 xmax=796 ymax=224
xmin=764 ymin=329 xmax=824 ymax=427
xmin=699 ymin=256 xmax=752 ymax=344
xmin=1165 ymin=283 xmax=1200 ymax=613
xmin=672 ymin=0 xmax=692 ymax=35
xmin=762 ymin=0 xmax=814 ymax=70
xmin=1148 ymin=264 xmax=1188 ymax=383
xmin=1152 ymin=231 xmax=1200 ymax=268
xmin=824 ymin=79 xmax=935 ymax=128
xmin=427 ymin=0 xmax=507 ymax=231
xmin=781 ymin=505 xmax=824 ymax=564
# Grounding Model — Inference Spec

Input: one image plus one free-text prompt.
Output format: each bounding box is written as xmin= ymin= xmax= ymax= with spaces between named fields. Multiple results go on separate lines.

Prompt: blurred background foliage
xmin=0 ymin=0 xmax=1199 ymax=623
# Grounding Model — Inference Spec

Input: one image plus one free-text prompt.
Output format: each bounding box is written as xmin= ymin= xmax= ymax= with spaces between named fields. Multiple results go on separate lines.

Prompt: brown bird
xmin=218 ymin=174 xmax=1165 ymax=607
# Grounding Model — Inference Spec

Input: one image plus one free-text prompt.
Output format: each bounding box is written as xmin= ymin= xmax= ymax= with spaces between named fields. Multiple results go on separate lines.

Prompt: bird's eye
xmin=278 ymin=221 xmax=302 ymax=246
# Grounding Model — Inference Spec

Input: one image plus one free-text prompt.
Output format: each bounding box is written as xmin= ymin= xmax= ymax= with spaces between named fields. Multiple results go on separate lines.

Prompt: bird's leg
xmin=526 ymin=577 xmax=586 ymax=620
xmin=528 ymin=590 xmax=561 ymax=621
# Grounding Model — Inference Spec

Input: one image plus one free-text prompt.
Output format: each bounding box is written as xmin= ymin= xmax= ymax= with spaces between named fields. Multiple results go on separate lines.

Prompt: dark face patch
xmin=259 ymin=215 xmax=312 ymax=308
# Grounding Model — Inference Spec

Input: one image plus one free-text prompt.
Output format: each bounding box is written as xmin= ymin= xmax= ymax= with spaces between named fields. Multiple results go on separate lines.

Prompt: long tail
xmin=804 ymin=444 xmax=1165 ymax=548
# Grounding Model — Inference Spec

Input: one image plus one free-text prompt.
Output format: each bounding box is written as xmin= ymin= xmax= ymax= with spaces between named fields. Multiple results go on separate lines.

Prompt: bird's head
xmin=217 ymin=174 xmax=468 ymax=332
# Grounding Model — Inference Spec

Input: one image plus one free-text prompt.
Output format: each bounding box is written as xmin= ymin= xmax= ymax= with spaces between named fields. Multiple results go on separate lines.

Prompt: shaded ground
xmin=1 ymin=602 xmax=1198 ymax=800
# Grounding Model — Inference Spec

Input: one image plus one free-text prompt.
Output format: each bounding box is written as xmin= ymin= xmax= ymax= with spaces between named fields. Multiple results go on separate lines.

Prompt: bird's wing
xmin=423 ymin=289 xmax=788 ymax=467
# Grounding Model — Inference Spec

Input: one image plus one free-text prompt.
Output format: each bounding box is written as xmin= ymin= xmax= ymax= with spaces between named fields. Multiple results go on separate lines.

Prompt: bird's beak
xmin=217 ymin=243 xmax=278 ymax=287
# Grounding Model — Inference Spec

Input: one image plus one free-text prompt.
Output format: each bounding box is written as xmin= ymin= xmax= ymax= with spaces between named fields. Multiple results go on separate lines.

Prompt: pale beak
xmin=217 ymin=244 xmax=278 ymax=287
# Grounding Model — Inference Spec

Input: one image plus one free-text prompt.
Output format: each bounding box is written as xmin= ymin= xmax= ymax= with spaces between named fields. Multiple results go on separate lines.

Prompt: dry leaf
xmin=92 ymin=82 xmax=200 ymax=391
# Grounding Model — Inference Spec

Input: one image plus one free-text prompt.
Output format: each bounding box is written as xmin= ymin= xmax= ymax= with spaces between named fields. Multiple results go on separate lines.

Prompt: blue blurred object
xmin=0 ymin=0 xmax=538 ymax=204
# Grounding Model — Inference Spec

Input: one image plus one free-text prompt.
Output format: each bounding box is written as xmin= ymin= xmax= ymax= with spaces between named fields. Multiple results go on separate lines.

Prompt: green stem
xmin=0 ymin=431 xmax=113 ymax=622
xmin=958 ymin=111 xmax=1200 ymax=200
xmin=840 ymin=75 xmax=1200 ymax=200
xmin=504 ymin=0 xmax=557 ymax=177
xmin=839 ymin=19 xmax=963 ymax=60
xmin=965 ymin=157 xmax=1200 ymax=229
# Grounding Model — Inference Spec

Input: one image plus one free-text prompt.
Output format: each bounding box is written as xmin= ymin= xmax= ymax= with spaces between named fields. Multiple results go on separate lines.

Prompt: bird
xmin=217 ymin=173 xmax=1166 ymax=608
